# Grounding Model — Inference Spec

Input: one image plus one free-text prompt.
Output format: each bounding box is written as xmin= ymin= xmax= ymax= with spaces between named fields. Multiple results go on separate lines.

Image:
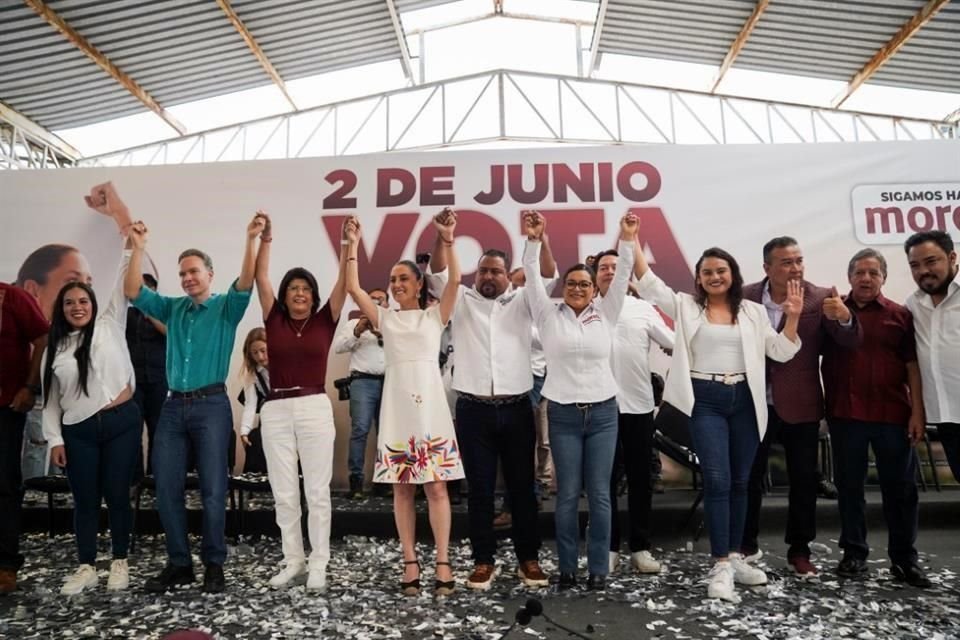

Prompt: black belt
xmin=168 ymin=383 xmax=226 ymax=399
xmin=458 ymin=392 xmax=528 ymax=406
xmin=351 ymin=371 xmax=385 ymax=381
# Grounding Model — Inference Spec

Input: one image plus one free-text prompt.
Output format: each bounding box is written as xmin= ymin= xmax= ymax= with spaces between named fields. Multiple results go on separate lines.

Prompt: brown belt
xmin=267 ymin=386 xmax=325 ymax=401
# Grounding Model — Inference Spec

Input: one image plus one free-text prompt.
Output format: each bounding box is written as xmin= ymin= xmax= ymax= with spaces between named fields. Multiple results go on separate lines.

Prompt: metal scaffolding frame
xmin=76 ymin=69 xmax=957 ymax=167
xmin=0 ymin=104 xmax=80 ymax=169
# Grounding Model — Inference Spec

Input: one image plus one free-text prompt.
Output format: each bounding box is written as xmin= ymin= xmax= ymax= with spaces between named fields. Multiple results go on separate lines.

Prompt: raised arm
xmin=429 ymin=208 xmax=455 ymax=274
xmin=254 ymin=211 xmax=276 ymax=321
xmin=344 ymin=217 xmax=383 ymax=330
xmin=532 ymin=212 xmax=558 ymax=279
xmin=435 ymin=210 xmax=460 ymax=326
xmin=85 ymin=182 xmax=134 ymax=237
xmin=520 ymin=211 xmax=553 ymax=327
xmin=632 ymin=231 xmax=651 ymax=280
xmin=102 ymin=239 xmax=133 ymax=327
xmin=237 ymin=214 xmax=264 ymax=292
xmin=599 ymin=213 xmax=639 ymax=325
xmin=124 ymin=222 xmax=148 ymax=300
xmin=327 ymin=216 xmax=349 ymax=320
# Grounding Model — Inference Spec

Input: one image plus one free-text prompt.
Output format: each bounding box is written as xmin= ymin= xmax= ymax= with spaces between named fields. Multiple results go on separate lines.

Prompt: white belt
xmin=690 ymin=371 xmax=746 ymax=385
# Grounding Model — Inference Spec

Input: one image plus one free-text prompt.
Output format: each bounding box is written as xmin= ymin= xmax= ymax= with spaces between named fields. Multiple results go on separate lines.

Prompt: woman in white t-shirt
xmin=633 ymin=242 xmax=802 ymax=603
xmin=42 ymin=245 xmax=141 ymax=596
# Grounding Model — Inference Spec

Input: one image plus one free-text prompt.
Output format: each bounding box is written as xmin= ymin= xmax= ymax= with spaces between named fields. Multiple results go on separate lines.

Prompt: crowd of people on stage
xmin=1 ymin=181 xmax=958 ymax=603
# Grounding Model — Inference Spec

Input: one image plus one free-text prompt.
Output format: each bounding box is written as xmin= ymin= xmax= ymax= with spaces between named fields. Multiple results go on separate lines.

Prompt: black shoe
xmin=891 ymin=563 xmax=931 ymax=588
xmin=836 ymin=556 xmax=868 ymax=578
xmin=556 ymin=573 xmax=577 ymax=591
xmin=817 ymin=479 xmax=839 ymax=500
xmin=349 ymin=476 xmax=364 ymax=500
xmin=145 ymin=564 xmax=195 ymax=593
xmin=586 ymin=574 xmax=606 ymax=591
xmin=202 ymin=563 xmax=226 ymax=593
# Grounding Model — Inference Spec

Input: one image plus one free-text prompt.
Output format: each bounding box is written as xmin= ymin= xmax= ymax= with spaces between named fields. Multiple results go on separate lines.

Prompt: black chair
xmin=228 ymin=473 xmax=272 ymax=541
xmin=653 ymin=402 xmax=705 ymax=540
xmin=23 ymin=475 xmax=72 ymax=537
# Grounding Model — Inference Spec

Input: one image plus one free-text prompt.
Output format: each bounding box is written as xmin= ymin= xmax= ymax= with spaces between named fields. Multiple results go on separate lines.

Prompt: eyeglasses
xmin=564 ymin=280 xmax=593 ymax=290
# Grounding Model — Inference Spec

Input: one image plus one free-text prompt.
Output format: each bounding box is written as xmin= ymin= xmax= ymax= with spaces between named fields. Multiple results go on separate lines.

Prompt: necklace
xmin=290 ymin=315 xmax=311 ymax=337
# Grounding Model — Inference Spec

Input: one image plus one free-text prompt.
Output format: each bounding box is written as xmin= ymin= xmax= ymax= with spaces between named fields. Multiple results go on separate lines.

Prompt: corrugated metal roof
xmin=870 ymin=1 xmax=960 ymax=93
xmin=0 ymin=0 xmax=408 ymax=131
xmin=595 ymin=0 xmax=958 ymax=95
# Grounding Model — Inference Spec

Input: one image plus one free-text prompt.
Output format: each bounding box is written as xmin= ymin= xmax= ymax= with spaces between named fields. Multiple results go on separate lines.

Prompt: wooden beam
xmin=22 ymin=0 xmax=186 ymax=135
xmin=385 ymin=0 xmax=415 ymax=83
xmin=833 ymin=0 xmax=951 ymax=108
xmin=215 ymin=0 xmax=297 ymax=110
xmin=587 ymin=0 xmax=609 ymax=77
xmin=0 ymin=101 xmax=81 ymax=159
xmin=710 ymin=0 xmax=770 ymax=93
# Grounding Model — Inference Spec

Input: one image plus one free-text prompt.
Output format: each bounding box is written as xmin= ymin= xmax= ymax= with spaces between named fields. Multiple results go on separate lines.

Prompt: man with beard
xmin=427 ymin=212 xmax=557 ymax=590
xmin=905 ymin=230 xmax=960 ymax=483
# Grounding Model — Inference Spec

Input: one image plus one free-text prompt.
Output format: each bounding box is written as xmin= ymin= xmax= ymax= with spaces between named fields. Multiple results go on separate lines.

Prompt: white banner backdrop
xmin=2 ymin=141 xmax=958 ymax=481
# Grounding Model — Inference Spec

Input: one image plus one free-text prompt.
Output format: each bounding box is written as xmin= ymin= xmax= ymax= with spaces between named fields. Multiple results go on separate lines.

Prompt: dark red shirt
xmin=264 ymin=300 xmax=338 ymax=391
xmin=821 ymin=293 xmax=916 ymax=425
xmin=0 ymin=283 xmax=50 ymax=406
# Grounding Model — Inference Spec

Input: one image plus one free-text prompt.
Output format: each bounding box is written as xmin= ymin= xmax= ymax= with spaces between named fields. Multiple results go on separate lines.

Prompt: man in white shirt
xmin=333 ymin=289 xmax=389 ymax=498
xmin=904 ymin=230 xmax=960 ymax=483
xmin=427 ymin=214 xmax=557 ymax=590
xmin=593 ymin=250 xmax=675 ymax=575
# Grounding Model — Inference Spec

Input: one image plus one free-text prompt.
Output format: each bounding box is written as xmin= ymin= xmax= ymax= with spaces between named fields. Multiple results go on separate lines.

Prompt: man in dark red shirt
xmin=0 ymin=283 xmax=49 ymax=593
xmin=821 ymin=248 xmax=929 ymax=588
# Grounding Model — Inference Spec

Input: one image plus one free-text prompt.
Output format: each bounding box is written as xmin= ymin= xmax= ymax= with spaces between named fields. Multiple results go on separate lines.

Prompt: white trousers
xmin=260 ymin=393 xmax=335 ymax=571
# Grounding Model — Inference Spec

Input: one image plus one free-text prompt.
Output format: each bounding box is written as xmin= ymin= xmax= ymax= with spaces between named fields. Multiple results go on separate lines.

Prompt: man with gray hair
xmin=820 ymin=248 xmax=929 ymax=587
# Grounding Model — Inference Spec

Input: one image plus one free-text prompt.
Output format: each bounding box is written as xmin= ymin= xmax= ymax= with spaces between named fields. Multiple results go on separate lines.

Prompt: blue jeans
xmin=829 ymin=419 xmax=919 ymax=565
xmin=152 ymin=391 xmax=232 ymax=567
xmin=347 ymin=376 xmax=383 ymax=482
xmin=547 ymin=396 xmax=618 ymax=576
xmin=62 ymin=400 xmax=142 ymax=564
xmin=688 ymin=379 xmax=759 ymax=559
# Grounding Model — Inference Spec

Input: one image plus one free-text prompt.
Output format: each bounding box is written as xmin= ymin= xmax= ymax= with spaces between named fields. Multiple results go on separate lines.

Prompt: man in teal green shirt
xmin=124 ymin=214 xmax=263 ymax=593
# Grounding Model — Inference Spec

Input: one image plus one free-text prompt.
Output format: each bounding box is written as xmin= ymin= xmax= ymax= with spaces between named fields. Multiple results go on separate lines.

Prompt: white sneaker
xmin=306 ymin=569 xmax=327 ymax=592
xmin=61 ymin=564 xmax=98 ymax=595
xmin=631 ymin=550 xmax=661 ymax=574
xmin=106 ymin=559 xmax=129 ymax=591
xmin=608 ymin=552 xmax=619 ymax=574
xmin=729 ymin=553 xmax=767 ymax=586
xmin=268 ymin=562 xmax=306 ymax=589
xmin=706 ymin=561 xmax=739 ymax=603
xmin=743 ymin=549 xmax=763 ymax=563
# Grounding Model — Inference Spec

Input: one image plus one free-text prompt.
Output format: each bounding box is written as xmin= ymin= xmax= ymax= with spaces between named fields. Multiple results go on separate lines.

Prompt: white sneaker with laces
xmin=608 ymin=552 xmax=619 ymax=574
xmin=268 ymin=562 xmax=306 ymax=589
xmin=729 ymin=553 xmax=768 ymax=586
xmin=306 ymin=569 xmax=327 ymax=592
xmin=61 ymin=564 xmax=98 ymax=595
xmin=706 ymin=561 xmax=739 ymax=603
xmin=107 ymin=559 xmax=129 ymax=591
xmin=631 ymin=550 xmax=661 ymax=574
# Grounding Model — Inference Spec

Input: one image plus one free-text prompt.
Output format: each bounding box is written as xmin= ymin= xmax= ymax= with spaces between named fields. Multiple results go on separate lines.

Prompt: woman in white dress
xmin=344 ymin=211 xmax=465 ymax=597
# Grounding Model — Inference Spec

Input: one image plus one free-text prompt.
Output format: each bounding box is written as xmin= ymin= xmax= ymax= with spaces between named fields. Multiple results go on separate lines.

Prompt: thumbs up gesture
xmin=822 ymin=286 xmax=851 ymax=322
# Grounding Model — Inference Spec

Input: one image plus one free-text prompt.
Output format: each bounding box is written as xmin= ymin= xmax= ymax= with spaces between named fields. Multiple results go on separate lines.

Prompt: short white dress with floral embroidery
xmin=374 ymin=305 xmax=465 ymax=484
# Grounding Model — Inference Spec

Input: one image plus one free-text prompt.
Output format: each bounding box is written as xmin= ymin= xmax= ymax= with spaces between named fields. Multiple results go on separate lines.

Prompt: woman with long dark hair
xmin=633 ymin=243 xmax=803 ymax=602
xmin=251 ymin=211 xmax=348 ymax=591
xmin=345 ymin=210 xmax=465 ymax=597
xmin=41 ymin=245 xmax=141 ymax=595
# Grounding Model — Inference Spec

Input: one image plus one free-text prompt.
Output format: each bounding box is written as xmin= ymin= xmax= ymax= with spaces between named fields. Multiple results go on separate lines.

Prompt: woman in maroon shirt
xmin=252 ymin=212 xmax=349 ymax=592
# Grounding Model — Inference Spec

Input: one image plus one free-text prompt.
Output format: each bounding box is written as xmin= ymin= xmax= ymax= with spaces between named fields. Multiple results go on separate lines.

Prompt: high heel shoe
xmin=434 ymin=561 xmax=455 ymax=596
xmin=400 ymin=560 xmax=421 ymax=596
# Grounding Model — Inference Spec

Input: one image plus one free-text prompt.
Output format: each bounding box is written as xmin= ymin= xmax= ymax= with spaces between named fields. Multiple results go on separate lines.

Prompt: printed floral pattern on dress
xmin=374 ymin=434 xmax=462 ymax=483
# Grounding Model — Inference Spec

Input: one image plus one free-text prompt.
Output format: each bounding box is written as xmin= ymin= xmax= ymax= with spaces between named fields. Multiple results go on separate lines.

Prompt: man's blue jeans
xmin=688 ymin=379 xmax=759 ymax=559
xmin=547 ymin=397 xmax=618 ymax=576
xmin=347 ymin=376 xmax=383 ymax=483
xmin=152 ymin=391 xmax=232 ymax=567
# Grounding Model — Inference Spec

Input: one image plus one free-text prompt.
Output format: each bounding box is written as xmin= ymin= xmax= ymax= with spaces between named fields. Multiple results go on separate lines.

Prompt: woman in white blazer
xmin=634 ymin=244 xmax=802 ymax=603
